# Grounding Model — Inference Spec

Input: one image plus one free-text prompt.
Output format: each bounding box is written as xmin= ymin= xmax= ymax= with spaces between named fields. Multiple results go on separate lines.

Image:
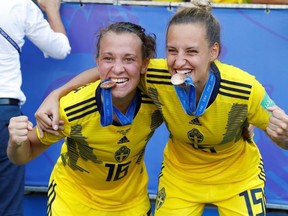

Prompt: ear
xmin=140 ymin=58 xmax=150 ymax=75
xmin=210 ymin=42 xmax=220 ymax=61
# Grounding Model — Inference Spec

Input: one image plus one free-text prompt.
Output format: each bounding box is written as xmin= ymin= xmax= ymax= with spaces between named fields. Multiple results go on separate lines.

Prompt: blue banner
xmin=21 ymin=4 xmax=288 ymax=207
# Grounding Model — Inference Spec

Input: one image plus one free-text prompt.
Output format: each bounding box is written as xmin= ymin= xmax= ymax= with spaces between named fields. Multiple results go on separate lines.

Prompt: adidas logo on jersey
xmin=117 ymin=136 xmax=130 ymax=144
xmin=189 ymin=118 xmax=201 ymax=126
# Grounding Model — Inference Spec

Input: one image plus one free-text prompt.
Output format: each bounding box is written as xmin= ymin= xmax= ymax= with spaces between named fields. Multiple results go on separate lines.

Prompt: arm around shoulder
xmin=35 ymin=67 xmax=99 ymax=136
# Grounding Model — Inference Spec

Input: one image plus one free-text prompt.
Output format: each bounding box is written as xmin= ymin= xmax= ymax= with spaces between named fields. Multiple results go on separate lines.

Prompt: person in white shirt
xmin=0 ymin=0 xmax=71 ymax=215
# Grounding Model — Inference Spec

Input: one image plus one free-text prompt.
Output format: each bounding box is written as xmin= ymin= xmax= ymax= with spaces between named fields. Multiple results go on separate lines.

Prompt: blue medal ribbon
xmin=100 ymin=87 xmax=113 ymax=126
xmin=113 ymin=95 xmax=138 ymax=125
xmin=100 ymin=84 xmax=138 ymax=126
xmin=174 ymin=68 xmax=215 ymax=116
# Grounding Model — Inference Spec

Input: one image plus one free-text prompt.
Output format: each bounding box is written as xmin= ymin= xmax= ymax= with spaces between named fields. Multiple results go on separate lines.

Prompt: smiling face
xmin=166 ymin=23 xmax=219 ymax=89
xmin=96 ymin=31 xmax=147 ymax=102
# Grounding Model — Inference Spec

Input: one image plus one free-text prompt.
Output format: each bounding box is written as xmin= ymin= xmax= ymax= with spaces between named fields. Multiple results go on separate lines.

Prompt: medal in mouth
xmin=171 ymin=73 xmax=187 ymax=85
xmin=100 ymin=80 xmax=116 ymax=89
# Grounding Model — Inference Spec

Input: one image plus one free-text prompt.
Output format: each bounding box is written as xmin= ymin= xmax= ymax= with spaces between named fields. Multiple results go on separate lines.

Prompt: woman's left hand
xmin=266 ymin=105 xmax=288 ymax=142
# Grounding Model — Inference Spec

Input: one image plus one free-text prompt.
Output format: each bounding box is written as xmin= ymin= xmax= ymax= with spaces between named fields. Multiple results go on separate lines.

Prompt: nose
xmin=113 ymin=60 xmax=125 ymax=74
xmin=174 ymin=52 xmax=187 ymax=68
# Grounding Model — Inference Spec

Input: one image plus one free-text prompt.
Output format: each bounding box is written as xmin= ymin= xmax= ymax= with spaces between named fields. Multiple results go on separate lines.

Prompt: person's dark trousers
xmin=0 ymin=105 xmax=24 ymax=216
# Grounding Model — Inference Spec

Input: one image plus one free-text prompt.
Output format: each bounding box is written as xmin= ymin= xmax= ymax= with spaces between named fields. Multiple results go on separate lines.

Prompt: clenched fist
xmin=8 ymin=116 xmax=33 ymax=148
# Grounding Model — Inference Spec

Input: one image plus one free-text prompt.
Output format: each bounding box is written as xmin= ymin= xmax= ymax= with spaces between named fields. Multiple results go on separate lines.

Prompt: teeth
xmin=176 ymin=70 xmax=191 ymax=74
xmin=111 ymin=78 xmax=128 ymax=83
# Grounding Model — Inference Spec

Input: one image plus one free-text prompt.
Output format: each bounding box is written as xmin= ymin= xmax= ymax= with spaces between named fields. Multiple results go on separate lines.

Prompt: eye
xmin=187 ymin=49 xmax=198 ymax=55
xmin=167 ymin=48 xmax=177 ymax=55
xmin=124 ymin=57 xmax=135 ymax=63
xmin=103 ymin=57 xmax=113 ymax=62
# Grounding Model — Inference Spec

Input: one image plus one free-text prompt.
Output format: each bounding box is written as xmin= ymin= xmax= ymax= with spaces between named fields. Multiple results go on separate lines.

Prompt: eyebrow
xmin=166 ymin=45 xmax=198 ymax=49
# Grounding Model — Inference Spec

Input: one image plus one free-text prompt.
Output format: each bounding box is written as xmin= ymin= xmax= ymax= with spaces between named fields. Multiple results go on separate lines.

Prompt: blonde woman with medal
xmin=7 ymin=22 xmax=163 ymax=216
xmin=146 ymin=4 xmax=288 ymax=215
xmin=35 ymin=2 xmax=288 ymax=216
xmin=142 ymin=4 xmax=288 ymax=215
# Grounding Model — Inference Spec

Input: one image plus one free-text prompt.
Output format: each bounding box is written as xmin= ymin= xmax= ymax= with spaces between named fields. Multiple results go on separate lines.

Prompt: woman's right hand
xmin=8 ymin=116 xmax=33 ymax=148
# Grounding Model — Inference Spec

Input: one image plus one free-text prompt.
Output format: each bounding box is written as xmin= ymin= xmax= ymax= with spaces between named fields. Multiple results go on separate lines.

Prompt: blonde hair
xmin=166 ymin=0 xmax=221 ymax=55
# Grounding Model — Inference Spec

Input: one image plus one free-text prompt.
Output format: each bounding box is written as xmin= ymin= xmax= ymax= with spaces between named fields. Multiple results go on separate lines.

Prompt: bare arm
xmin=7 ymin=116 xmax=49 ymax=165
xmin=53 ymin=67 xmax=100 ymax=98
xmin=37 ymin=0 xmax=66 ymax=35
xmin=266 ymin=106 xmax=288 ymax=149
xmin=35 ymin=67 xmax=99 ymax=137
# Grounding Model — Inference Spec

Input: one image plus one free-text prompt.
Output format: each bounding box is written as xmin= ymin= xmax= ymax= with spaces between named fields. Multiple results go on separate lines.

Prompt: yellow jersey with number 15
xmin=140 ymin=58 xmax=273 ymax=195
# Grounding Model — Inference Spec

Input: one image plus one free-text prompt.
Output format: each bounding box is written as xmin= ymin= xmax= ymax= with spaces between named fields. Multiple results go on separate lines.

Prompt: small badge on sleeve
xmin=261 ymin=91 xmax=275 ymax=111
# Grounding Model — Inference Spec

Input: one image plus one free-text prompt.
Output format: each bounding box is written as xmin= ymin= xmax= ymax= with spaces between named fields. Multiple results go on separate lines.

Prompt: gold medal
xmin=100 ymin=80 xmax=116 ymax=89
xmin=171 ymin=73 xmax=186 ymax=85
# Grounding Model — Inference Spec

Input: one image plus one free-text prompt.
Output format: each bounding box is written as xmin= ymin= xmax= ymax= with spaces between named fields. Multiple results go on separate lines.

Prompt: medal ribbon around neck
xmin=174 ymin=68 xmax=215 ymax=116
xmin=101 ymin=87 xmax=113 ymax=126
xmin=100 ymin=80 xmax=138 ymax=126
xmin=113 ymin=95 xmax=138 ymax=125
